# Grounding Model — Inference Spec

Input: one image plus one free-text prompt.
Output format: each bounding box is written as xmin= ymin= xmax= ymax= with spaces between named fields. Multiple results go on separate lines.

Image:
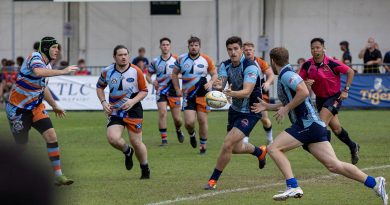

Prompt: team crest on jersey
xmin=197 ymin=64 xmax=205 ymax=68
xmin=184 ymin=64 xmax=190 ymax=69
xmin=248 ymin=73 xmax=257 ymax=79
xmin=241 ymin=119 xmax=249 ymax=127
xmin=111 ymin=78 xmax=118 ymax=84
xmin=158 ymin=66 xmax=164 ymax=70
xmin=126 ymin=78 xmax=135 ymax=83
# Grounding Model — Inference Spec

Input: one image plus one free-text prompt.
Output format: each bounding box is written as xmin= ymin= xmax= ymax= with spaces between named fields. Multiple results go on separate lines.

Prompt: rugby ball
xmin=205 ymin=91 xmax=227 ymax=108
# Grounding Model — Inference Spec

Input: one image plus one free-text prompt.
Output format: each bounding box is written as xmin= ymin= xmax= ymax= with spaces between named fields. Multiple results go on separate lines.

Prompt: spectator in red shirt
xmin=74 ymin=59 xmax=90 ymax=76
xmin=299 ymin=38 xmax=360 ymax=165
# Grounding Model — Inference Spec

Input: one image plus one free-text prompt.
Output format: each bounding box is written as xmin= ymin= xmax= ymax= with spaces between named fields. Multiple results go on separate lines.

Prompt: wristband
xmin=101 ymin=100 xmax=106 ymax=104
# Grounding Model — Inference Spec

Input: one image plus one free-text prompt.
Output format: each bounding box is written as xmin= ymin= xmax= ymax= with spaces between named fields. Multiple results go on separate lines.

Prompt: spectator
xmin=383 ymin=50 xmax=390 ymax=73
xmin=296 ymin=57 xmax=305 ymax=72
xmin=132 ymin=47 xmax=149 ymax=73
xmin=2 ymin=60 xmax=18 ymax=104
xmin=74 ymin=59 xmax=91 ymax=75
xmin=33 ymin=41 xmax=40 ymax=52
xmin=339 ymin=41 xmax=352 ymax=65
xmin=16 ymin=56 xmax=24 ymax=70
xmin=358 ymin=37 xmax=382 ymax=73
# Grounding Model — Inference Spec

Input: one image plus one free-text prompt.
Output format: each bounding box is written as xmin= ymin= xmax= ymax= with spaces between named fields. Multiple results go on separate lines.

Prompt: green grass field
xmin=0 ymin=110 xmax=389 ymax=205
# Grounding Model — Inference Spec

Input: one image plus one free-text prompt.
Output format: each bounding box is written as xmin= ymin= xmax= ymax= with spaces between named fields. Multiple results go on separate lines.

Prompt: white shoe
xmin=273 ymin=187 xmax=303 ymax=201
xmin=374 ymin=177 xmax=388 ymax=205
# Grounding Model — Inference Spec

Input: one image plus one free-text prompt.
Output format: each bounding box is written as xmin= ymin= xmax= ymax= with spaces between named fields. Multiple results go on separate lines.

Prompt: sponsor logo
xmin=184 ymin=64 xmax=190 ymax=69
xmin=360 ymin=77 xmax=390 ymax=105
xmin=158 ymin=66 xmax=164 ymax=70
xmin=197 ymin=64 xmax=205 ymax=68
xmin=126 ymin=78 xmax=135 ymax=83
xmin=289 ymin=76 xmax=298 ymax=85
xmin=248 ymin=73 xmax=257 ymax=79
xmin=111 ymin=78 xmax=117 ymax=84
xmin=169 ymin=65 xmax=175 ymax=68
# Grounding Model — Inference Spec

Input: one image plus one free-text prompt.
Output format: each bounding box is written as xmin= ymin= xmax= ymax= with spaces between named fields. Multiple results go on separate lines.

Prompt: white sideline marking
xmin=146 ymin=164 xmax=390 ymax=205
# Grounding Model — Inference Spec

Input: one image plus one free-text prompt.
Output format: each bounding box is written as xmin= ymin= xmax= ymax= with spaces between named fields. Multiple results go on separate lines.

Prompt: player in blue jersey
xmin=146 ymin=37 xmax=184 ymax=146
xmin=251 ymin=47 xmax=387 ymax=204
xmin=204 ymin=36 xmax=267 ymax=190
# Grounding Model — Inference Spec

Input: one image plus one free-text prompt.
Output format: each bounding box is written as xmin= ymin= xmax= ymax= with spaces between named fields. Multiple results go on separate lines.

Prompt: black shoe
xmin=200 ymin=148 xmax=206 ymax=155
xmin=351 ymin=143 xmax=360 ymax=165
xmin=140 ymin=168 xmax=150 ymax=180
xmin=125 ymin=147 xmax=134 ymax=170
xmin=258 ymin=145 xmax=267 ymax=169
xmin=190 ymin=137 xmax=197 ymax=148
xmin=176 ymin=130 xmax=184 ymax=143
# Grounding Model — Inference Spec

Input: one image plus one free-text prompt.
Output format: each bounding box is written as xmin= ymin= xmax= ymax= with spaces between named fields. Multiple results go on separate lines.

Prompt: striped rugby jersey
xmin=97 ymin=63 xmax=148 ymax=118
xmin=174 ymin=53 xmax=215 ymax=98
xmin=8 ymin=52 xmax=50 ymax=110
xmin=148 ymin=54 xmax=177 ymax=96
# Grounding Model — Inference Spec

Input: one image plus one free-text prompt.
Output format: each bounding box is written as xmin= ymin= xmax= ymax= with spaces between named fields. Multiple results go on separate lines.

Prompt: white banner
xmin=44 ymin=76 xmax=232 ymax=111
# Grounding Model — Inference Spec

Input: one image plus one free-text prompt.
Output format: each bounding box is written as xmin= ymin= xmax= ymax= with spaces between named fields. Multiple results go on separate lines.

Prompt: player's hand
xmin=340 ymin=91 xmax=348 ymax=100
xmin=204 ymin=81 xmax=213 ymax=91
xmin=212 ymin=78 xmax=223 ymax=91
xmin=120 ymin=98 xmax=135 ymax=111
xmin=223 ymin=84 xmax=234 ymax=97
xmin=52 ymin=105 xmax=66 ymax=118
xmin=64 ymin=65 xmax=79 ymax=74
xmin=262 ymin=82 xmax=271 ymax=91
xmin=274 ymin=106 xmax=289 ymax=123
xmin=101 ymin=101 xmax=112 ymax=115
xmin=152 ymin=80 xmax=159 ymax=90
xmin=304 ymin=79 xmax=315 ymax=87
xmin=251 ymin=97 xmax=268 ymax=113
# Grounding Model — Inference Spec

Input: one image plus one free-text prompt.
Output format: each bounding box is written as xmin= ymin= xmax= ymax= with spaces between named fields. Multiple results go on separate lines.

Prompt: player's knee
xmin=42 ymin=129 xmax=57 ymax=143
xmin=324 ymin=161 xmax=342 ymax=173
xmin=159 ymin=110 xmax=167 ymax=118
xmin=106 ymin=135 xmax=120 ymax=145
xmin=267 ymin=144 xmax=280 ymax=157
xmin=184 ymin=122 xmax=194 ymax=130
xmin=331 ymin=126 xmax=342 ymax=135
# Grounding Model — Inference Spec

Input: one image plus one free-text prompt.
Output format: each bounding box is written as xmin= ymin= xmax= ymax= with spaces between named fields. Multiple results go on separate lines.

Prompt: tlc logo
xmin=55 ymin=83 xmax=91 ymax=96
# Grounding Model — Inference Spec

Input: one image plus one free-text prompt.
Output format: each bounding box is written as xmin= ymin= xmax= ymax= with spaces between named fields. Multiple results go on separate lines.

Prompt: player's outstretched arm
xmin=33 ymin=65 xmax=79 ymax=77
xmin=251 ymin=97 xmax=282 ymax=113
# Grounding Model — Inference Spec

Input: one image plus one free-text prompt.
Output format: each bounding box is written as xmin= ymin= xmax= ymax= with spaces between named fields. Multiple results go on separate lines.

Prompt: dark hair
xmin=188 ymin=36 xmax=201 ymax=46
xmin=269 ymin=47 xmax=289 ymax=67
xmin=33 ymin=41 xmax=40 ymax=51
xmin=16 ymin=56 xmax=24 ymax=66
xmin=160 ymin=37 xmax=171 ymax=44
xmin=339 ymin=41 xmax=349 ymax=50
xmin=138 ymin=47 xmax=145 ymax=53
xmin=113 ymin=45 xmax=129 ymax=56
xmin=225 ymin=36 xmax=242 ymax=48
xmin=310 ymin=38 xmax=325 ymax=46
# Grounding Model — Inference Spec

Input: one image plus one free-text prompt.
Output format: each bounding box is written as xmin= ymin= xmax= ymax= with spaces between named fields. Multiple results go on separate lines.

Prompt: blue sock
xmin=364 ymin=176 xmax=376 ymax=188
xmin=251 ymin=146 xmax=262 ymax=158
xmin=209 ymin=168 xmax=222 ymax=181
xmin=286 ymin=178 xmax=298 ymax=188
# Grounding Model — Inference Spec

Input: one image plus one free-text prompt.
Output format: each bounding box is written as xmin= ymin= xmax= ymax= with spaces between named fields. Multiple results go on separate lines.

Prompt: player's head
xmin=39 ymin=37 xmax=59 ymax=62
xmin=367 ymin=37 xmax=376 ymax=49
xmin=159 ymin=37 xmax=171 ymax=55
xmin=226 ymin=36 xmax=243 ymax=64
xmin=243 ymin=42 xmax=255 ymax=60
xmin=339 ymin=41 xmax=349 ymax=51
xmin=138 ymin=47 xmax=146 ymax=57
xmin=310 ymin=37 xmax=325 ymax=59
xmin=188 ymin=36 xmax=201 ymax=56
xmin=113 ymin=45 xmax=130 ymax=67
xmin=269 ymin=47 xmax=289 ymax=74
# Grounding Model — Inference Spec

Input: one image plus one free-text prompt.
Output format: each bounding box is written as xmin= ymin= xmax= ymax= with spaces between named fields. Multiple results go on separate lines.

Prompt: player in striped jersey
xmin=146 ymin=37 xmax=184 ymax=146
xmin=96 ymin=45 xmax=150 ymax=179
xmin=6 ymin=36 xmax=78 ymax=186
xmin=172 ymin=36 xmax=218 ymax=154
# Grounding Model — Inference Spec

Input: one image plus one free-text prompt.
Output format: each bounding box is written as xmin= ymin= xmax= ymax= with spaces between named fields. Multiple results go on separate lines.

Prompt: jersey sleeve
xmin=96 ymin=70 xmax=108 ymax=89
xmin=333 ymin=59 xmax=350 ymax=74
xmin=134 ymin=65 xmax=148 ymax=92
xmin=281 ymin=71 xmax=303 ymax=91
xmin=255 ymin=57 xmax=269 ymax=72
xmin=173 ymin=57 xmax=182 ymax=73
xmin=29 ymin=55 xmax=46 ymax=70
xmin=202 ymin=54 xmax=216 ymax=73
xmin=243 ymin=65 xmax=259 ymax=84
xmin=218 ymin=62 xmax=228 ymax=78
xmin=148 ymin=60 xmax=156 ymax=74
